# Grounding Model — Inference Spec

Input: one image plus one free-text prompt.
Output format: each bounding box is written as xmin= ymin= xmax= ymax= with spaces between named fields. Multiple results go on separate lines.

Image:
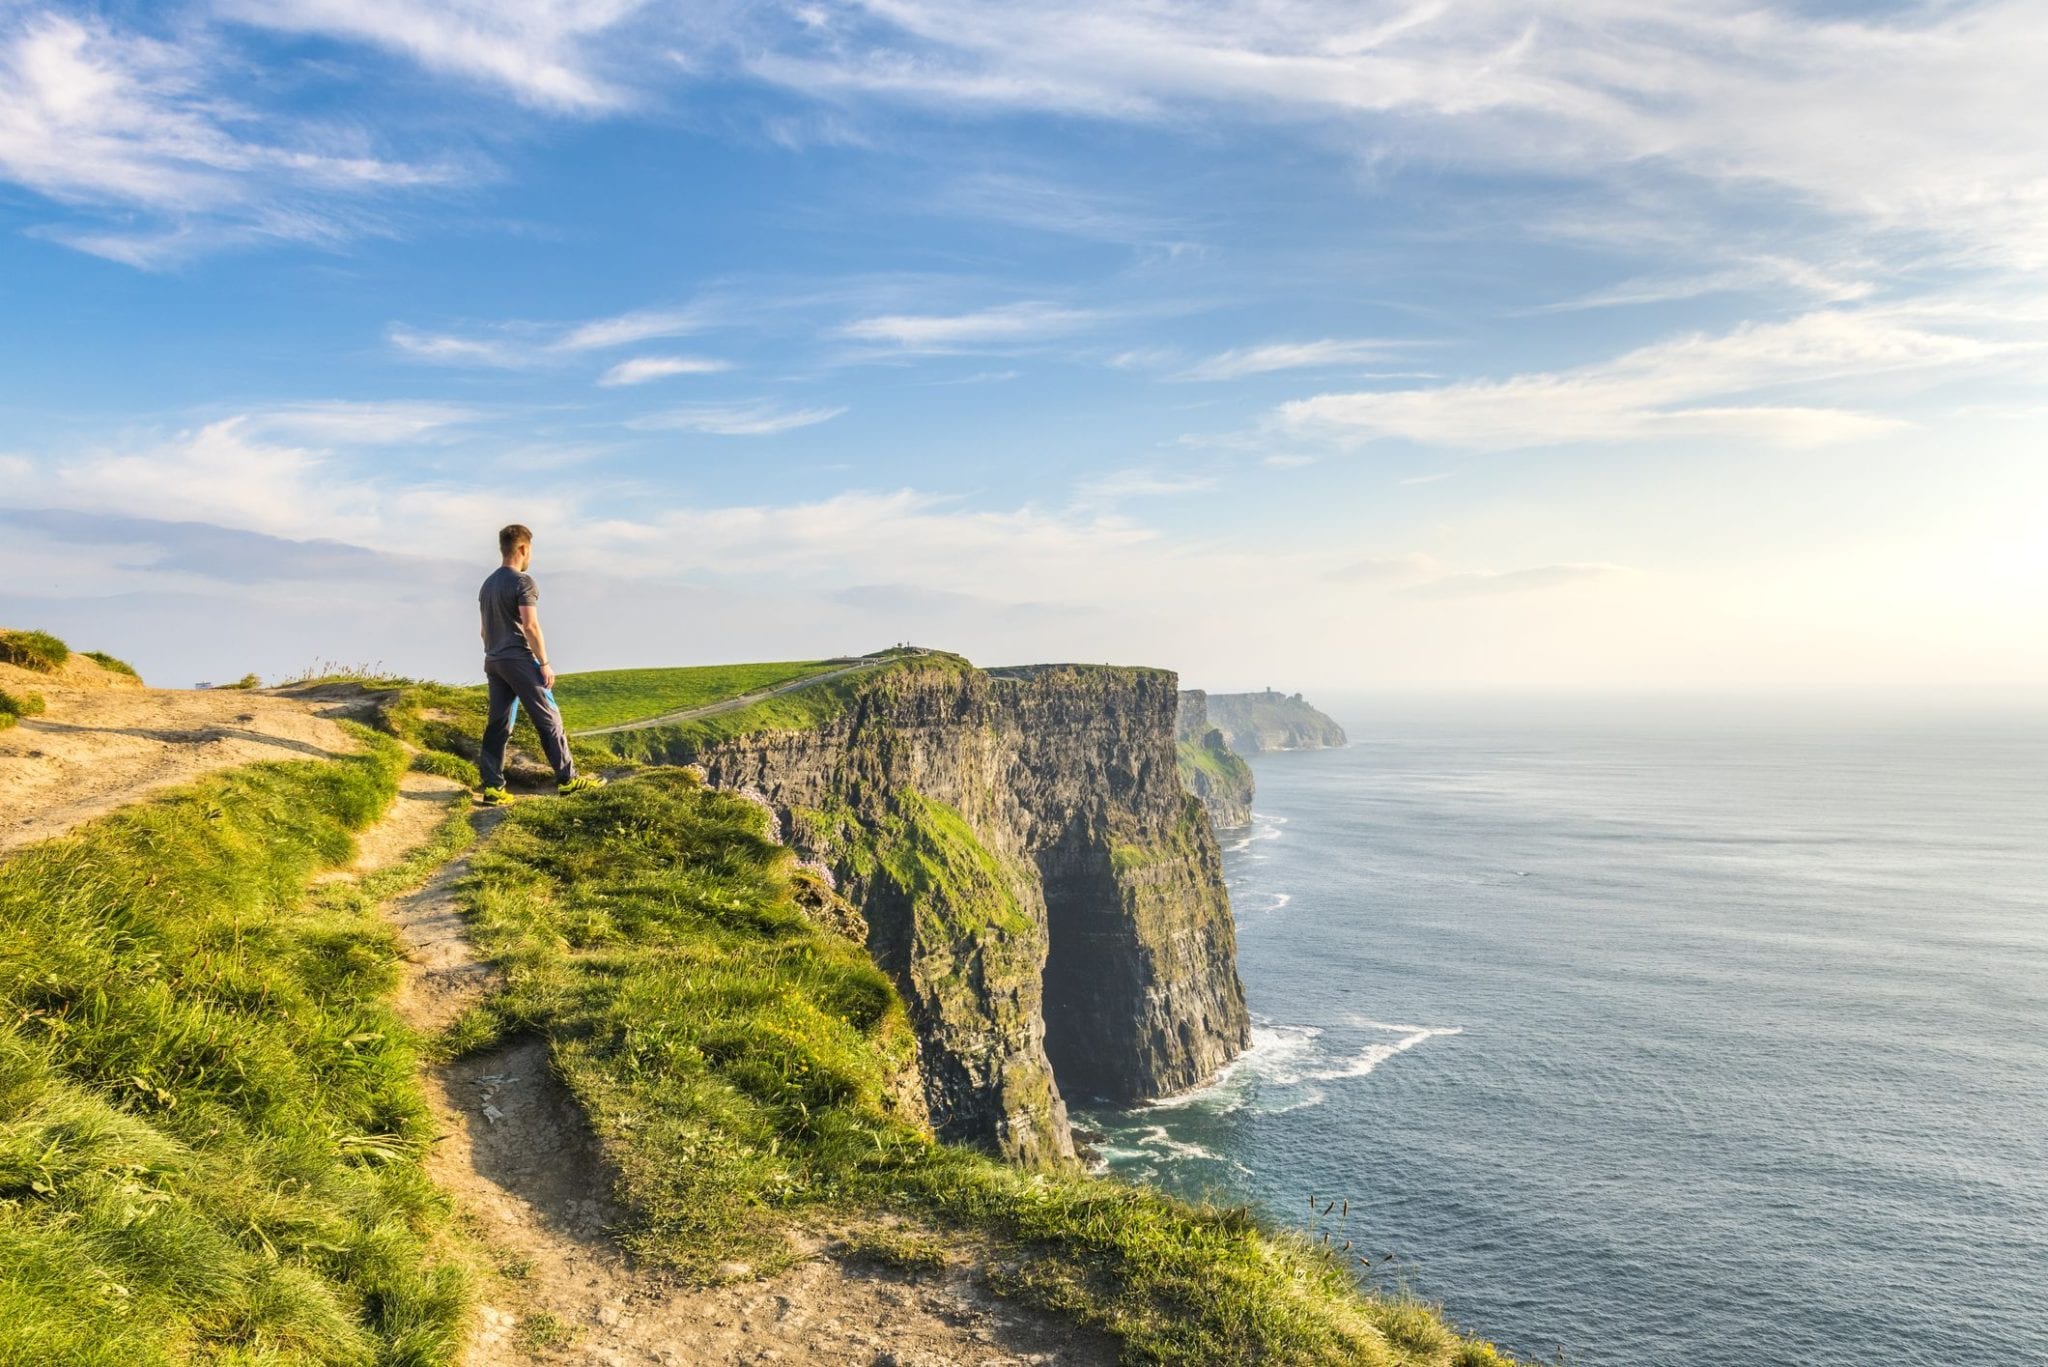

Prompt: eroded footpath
xmin=343 ymin=772 xmax=1110 ymax=1367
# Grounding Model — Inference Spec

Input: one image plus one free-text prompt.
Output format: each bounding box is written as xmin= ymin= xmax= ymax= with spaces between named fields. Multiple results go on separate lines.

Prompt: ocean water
xmin=1076 ymin=699 xmax=2048 ymax=1366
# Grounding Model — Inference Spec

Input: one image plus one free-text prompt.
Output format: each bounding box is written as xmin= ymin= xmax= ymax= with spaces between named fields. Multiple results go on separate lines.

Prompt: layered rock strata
xmin=621 ymin=656 xmax=1251 ymax=1167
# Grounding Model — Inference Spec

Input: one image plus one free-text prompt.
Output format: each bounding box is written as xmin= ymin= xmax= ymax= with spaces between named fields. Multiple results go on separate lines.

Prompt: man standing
xmin=477 ymin=524 xmax=604 ymax=805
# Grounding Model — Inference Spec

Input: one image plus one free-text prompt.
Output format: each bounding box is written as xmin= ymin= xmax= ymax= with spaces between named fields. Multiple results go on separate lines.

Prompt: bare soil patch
xmin=435 ymin=1037 xmax=1110 ymax=1367
xmin=0 ymin=683 xmax=362 ymax=855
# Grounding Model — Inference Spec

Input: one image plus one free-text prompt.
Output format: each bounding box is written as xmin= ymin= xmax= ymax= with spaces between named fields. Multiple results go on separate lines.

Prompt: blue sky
xmin=2 ymin=1 xmax=2044 ymax=692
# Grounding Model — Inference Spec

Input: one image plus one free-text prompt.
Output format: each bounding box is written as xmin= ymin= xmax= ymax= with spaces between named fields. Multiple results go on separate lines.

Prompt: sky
xmin=2 ymin=1 xmax=2044 ymax=694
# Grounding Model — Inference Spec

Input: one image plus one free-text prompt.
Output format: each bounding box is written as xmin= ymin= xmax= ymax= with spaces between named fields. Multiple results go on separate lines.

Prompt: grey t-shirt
xmin=479 ymin=566 xmax=540 ymax=661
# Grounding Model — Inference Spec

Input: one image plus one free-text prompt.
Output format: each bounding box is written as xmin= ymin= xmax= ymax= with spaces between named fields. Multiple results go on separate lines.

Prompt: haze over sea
xmin=1078 ymin=697 xmax=2048 ymax=1366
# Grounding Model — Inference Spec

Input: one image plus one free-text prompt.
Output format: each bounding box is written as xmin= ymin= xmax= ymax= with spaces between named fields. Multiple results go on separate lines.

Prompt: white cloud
xmin=739 ymin=1 xmax=2048 ymax=270
xmin=627 ymin=402 xmax=846 ymax=436
xmin=1277 ymin=309 xmax=2015 ymax=452
xmin=1175 ymin=338 xmax=1407 ymax=382
xmin=0 ymin=10 xmax=455 ymax=265
xmin=390 ymin=304 xmax=710 ymax=368
xmin=1072 ymin=468 xmax=1216 ymax=505
xmin=241 ymin=400 xmax=480 ymax=444
xmin=839 ymin=301 xmax=1108 ymax=350
xmin=218 ymin=0 xmax=649 ymax=113
xmin=557 ymin=307 xmax=709 ymax=351
xmin=12 ymin=416 xmax=563 ymax=553
xmin=597 ymin=354 xmax=732 ymax=386
xmin=388 ymin=326 xmax=530 ymax=367
xmin=1531 ymin=257 xmax=1879 ymax=314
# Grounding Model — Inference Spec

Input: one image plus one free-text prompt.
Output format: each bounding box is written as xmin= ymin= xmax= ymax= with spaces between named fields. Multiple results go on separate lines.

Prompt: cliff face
xmin=1173 ymin=690 xmax=1256 ymax=829
xmin=620 ymin=656 xmax=1250 ymax=1166
xmin=1192 ymin=689 xmax=1348 ymax=754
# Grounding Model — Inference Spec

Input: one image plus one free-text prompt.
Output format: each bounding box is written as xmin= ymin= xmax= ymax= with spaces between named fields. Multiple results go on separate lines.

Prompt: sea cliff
xmin=1173 ymin=689 xmax=1257 ymax=829
xmin=599 ymin=653 xmax=1252 ymax=1166
xmin=1192 ymin=687 xmax=1348 ymax=754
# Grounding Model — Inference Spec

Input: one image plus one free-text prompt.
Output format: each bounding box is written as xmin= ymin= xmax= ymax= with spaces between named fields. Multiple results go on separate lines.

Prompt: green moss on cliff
xmin=875 ymin=790 xmax=1036 ymax=942
xmin=1177 ymin=731 xmax=1252 ymax=793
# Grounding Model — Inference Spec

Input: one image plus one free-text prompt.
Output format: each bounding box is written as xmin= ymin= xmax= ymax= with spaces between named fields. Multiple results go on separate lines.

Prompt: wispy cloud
xmin=738 ymin=1 xmax=2048 ymax=270
xmin=241 ymin=401 xmax=480 ymax=444
xmin=1276 ymin=309 xmax=2015 ymax=452
xmin=1175 ymin=338 xmax=1408 ymax=382
xmin=838 ymin=301 xmax=1109 ymax=351
xmin=597 ymin=355 xmax=732 ymax=386
xmin=390 ymin=304 xmax=711 ymax=368
xmin=557 ymin=307 xmax=709 ymax=351
xmin=627 ymin=402 xmax=846 ymax=436
xmin=1072 ymin=468 xmax=1215 ymax=506
xmin=217 ymin=0 xmax=649 ymax=113
xmin=926 ymin=170 xmax=1193 ymax=250
xmin=1529 ymin=257 xmax=1879 ymax=315
xmin=0 ymin=10 xmax=458 ymax=265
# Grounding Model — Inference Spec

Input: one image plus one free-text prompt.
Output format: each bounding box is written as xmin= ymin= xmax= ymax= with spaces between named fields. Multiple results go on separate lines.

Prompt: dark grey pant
xmin=479 ymin=654 xmax=575 ymax=789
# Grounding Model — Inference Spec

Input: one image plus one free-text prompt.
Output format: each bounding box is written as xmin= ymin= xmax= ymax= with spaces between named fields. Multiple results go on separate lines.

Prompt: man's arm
xmin=519 ymin=605 xmax=554 ymax=689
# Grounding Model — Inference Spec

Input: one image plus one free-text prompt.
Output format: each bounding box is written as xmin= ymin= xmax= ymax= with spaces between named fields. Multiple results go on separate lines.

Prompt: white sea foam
xmin=1289 ymin=1019 xmax=1464 ymax=1083
xmin=1224 ymin=815 xmax=1288 ymax=854
xmin=1141 ymin=1020 xmax=1321 ymax=1111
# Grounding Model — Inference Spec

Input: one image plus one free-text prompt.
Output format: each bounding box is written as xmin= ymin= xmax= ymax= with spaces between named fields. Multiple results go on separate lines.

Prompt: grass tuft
xmin=0 ymin=688 xmax=45 ymax=730
xmin=82 ymin=651 xmax=140 ymax=680
xmin=0 ymin=629 xmax=69 ymax=673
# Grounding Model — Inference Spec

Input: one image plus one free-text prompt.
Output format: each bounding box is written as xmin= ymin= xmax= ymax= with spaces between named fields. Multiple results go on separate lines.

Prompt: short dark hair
xmin=499 ymin=524 xmax=533 ymax=555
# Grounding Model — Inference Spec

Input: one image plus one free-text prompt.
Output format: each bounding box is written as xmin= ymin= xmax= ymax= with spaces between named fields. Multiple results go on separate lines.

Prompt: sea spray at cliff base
xmin=1075 ymin=698 xmax=2048 ymax=1367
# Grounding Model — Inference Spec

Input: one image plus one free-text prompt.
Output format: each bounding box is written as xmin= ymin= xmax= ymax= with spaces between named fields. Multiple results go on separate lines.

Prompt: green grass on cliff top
xmin=550 ymin=658 xmax=843 ymax=730
xmin=0 ymin=730 xmax=469 ymax=1366
xmin=452 ymin=773 xmax=1513 ymax=1366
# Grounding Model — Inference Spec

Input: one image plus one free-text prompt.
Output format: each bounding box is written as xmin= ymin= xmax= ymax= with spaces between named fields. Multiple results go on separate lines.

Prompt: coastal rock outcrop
xmin=1189 ymin=688 xmax=1347 ymax=754
xmin=1173 ymin=690 xmax=1256 ymax=829
xmin=618 ymin=655 xmax=1251 ymax=1167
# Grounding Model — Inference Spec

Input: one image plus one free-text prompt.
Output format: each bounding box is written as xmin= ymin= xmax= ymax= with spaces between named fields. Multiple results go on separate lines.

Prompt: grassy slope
xmin=453 ymin=774 xmax=1512 ymax=1366
xmin=548 ymin=660 xmax=842 ymax=731
xmin=562 ymin=650 xmax=970 ymax=763
xmin=348 ymin=652 xmax=933 ymax=778
xmin=0 ymin=732 xmax=472 ymax=1366
xmin=1176 ymin=732 xmax=1253 ymax=791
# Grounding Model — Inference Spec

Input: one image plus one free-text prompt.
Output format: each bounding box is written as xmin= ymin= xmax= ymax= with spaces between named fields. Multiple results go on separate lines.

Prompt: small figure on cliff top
xmin=476 ymin=523 xmax=605 ymax=805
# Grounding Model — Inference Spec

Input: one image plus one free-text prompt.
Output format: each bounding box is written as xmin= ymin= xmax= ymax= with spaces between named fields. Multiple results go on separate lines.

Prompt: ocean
xmin=1075 ymin=698 xmax=2048 ymax=1366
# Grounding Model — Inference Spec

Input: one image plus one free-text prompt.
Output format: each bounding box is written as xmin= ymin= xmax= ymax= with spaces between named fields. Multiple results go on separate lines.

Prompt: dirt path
xmin=570 ymin=653 xmax=923 ymax=739
xmin=0 ymin=677 xmax=363 ymax=855
xmin=341 ymin=780 xmax=1111 ymax=1367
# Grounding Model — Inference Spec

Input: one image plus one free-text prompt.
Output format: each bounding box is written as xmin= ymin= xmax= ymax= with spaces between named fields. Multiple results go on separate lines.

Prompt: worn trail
xmin=336 ymin=778 xmax=1104 ymax=1366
